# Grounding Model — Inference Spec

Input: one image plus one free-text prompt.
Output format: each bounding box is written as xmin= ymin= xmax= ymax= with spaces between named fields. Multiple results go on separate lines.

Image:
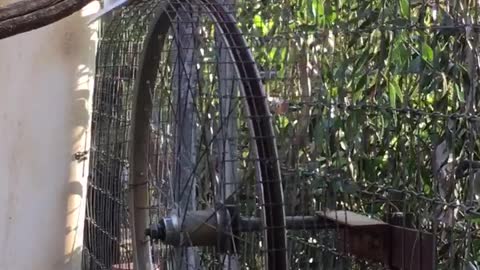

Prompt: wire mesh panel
xmin=82 ymin=1 xmax=162 ymax=269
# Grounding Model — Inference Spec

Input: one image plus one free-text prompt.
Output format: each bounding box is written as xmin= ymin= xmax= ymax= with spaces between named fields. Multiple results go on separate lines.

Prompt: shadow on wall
xmin=62 ymin=2 xmax=100 ymax=270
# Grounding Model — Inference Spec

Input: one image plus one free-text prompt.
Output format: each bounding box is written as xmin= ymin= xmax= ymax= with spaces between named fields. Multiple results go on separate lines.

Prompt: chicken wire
xmin=82 ymin=1 xmax=158 ymax=269
xmin=83 ymin=0 xmax=480 ymax=270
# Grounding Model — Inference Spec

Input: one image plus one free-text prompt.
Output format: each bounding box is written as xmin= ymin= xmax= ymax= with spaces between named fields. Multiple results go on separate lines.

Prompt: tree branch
xmin=0 ymin=0 xmax=93 ymax=39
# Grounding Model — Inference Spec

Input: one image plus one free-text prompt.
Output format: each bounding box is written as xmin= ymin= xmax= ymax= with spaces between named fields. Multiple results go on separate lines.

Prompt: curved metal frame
xmin=128 ymin=1 xmax=288 ymax=269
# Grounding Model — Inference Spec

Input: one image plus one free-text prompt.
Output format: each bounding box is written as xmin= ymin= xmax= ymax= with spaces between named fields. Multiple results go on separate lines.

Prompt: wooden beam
xmin=0 ymin=0 xmax=92 ymax=39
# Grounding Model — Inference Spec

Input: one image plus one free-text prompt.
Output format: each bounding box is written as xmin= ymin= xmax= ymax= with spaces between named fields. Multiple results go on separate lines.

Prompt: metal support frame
xmin=148 ymin=209 xmax=434 ymax=270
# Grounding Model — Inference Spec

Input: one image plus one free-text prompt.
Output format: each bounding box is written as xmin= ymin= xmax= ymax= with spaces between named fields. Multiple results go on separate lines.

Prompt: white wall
xmin=0 ymin=1 xmax=99 ymax=270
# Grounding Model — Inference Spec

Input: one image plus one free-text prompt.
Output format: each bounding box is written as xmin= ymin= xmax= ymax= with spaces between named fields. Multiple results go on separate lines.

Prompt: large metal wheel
xmin=127 ymin=1 xmax=287 ymax=269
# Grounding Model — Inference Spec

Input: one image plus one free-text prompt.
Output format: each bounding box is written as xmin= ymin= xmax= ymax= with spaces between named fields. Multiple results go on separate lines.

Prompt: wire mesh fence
xmin=82 ymin=2 xmax=157 ymax=269
xmin=83 ymin=0 xmax=480 ymax=269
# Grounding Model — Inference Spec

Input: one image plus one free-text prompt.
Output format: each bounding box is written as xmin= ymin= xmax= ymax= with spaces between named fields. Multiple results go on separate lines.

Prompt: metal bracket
xmin=317 ymin=210 xmax=434 ymax=270
xmin=73 ymin=151 xmax=88 ymax=162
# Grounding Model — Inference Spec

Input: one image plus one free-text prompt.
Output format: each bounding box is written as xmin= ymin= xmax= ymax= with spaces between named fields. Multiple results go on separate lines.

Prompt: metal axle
xmin=145 ymin=209 xmax=333 ymax=247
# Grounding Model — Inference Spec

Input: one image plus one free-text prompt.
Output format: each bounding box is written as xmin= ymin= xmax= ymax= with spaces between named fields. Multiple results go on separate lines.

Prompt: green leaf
xmin=278 ymin=116 xmax=289 ymax=128
xmin=391 ymin=39 xmax=408 ymax=66
xmin=312 ymin=0 xmax=325 ymax=18
xmin=252 ymin=14 xmax=271 ymax=36
xmin=455 ymin=84 xmax=465 ymax=102
xmin=389 ymin=82 xmax=397 ymax=108
xmin=423 ymin=183 xmax=431 ymax=195
xmin=399 ymin=0 xmax=409 ymax=18
xmin=253 ymin=14 xmax=263 ymax=29
xmin=421 ymin=43 xmax=434 ymax=63
xmin=268 ymin=47 xmax=277 ymax=61
xmin=391 ymin=78 xmax=404 ymax=103
xmin=355 ymin=74 xmax=367 ymax=93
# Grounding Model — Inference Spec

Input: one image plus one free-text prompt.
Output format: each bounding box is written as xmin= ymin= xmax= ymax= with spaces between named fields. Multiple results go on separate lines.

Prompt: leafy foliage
xmin=234 ymin=0 xmax=480 ymax=268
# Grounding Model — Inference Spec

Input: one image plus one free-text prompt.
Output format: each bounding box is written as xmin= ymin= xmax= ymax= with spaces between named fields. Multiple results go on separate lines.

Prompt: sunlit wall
xmin=0 ymin=1 xmax=99 ymax=270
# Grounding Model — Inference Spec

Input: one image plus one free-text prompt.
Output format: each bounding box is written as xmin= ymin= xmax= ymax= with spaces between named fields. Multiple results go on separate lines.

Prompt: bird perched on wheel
xmin=88 ymin=0 xmax=131 ymax=24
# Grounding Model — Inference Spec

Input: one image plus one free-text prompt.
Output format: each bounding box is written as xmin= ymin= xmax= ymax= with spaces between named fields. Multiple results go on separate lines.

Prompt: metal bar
xmin=147 ymin=213 xmax=335 ymax=240
xmin=201 ymin=2 xmax=288 ymax=269
xmin=215 ymin=0 xmax=240 ymax=266
xmin=238 ymin=216 xmax=336 ymax=232
xmin=172 ymin=4 xmax=201 ymax=269
xmin=127 ymin=5 xmax=168 ymax=269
